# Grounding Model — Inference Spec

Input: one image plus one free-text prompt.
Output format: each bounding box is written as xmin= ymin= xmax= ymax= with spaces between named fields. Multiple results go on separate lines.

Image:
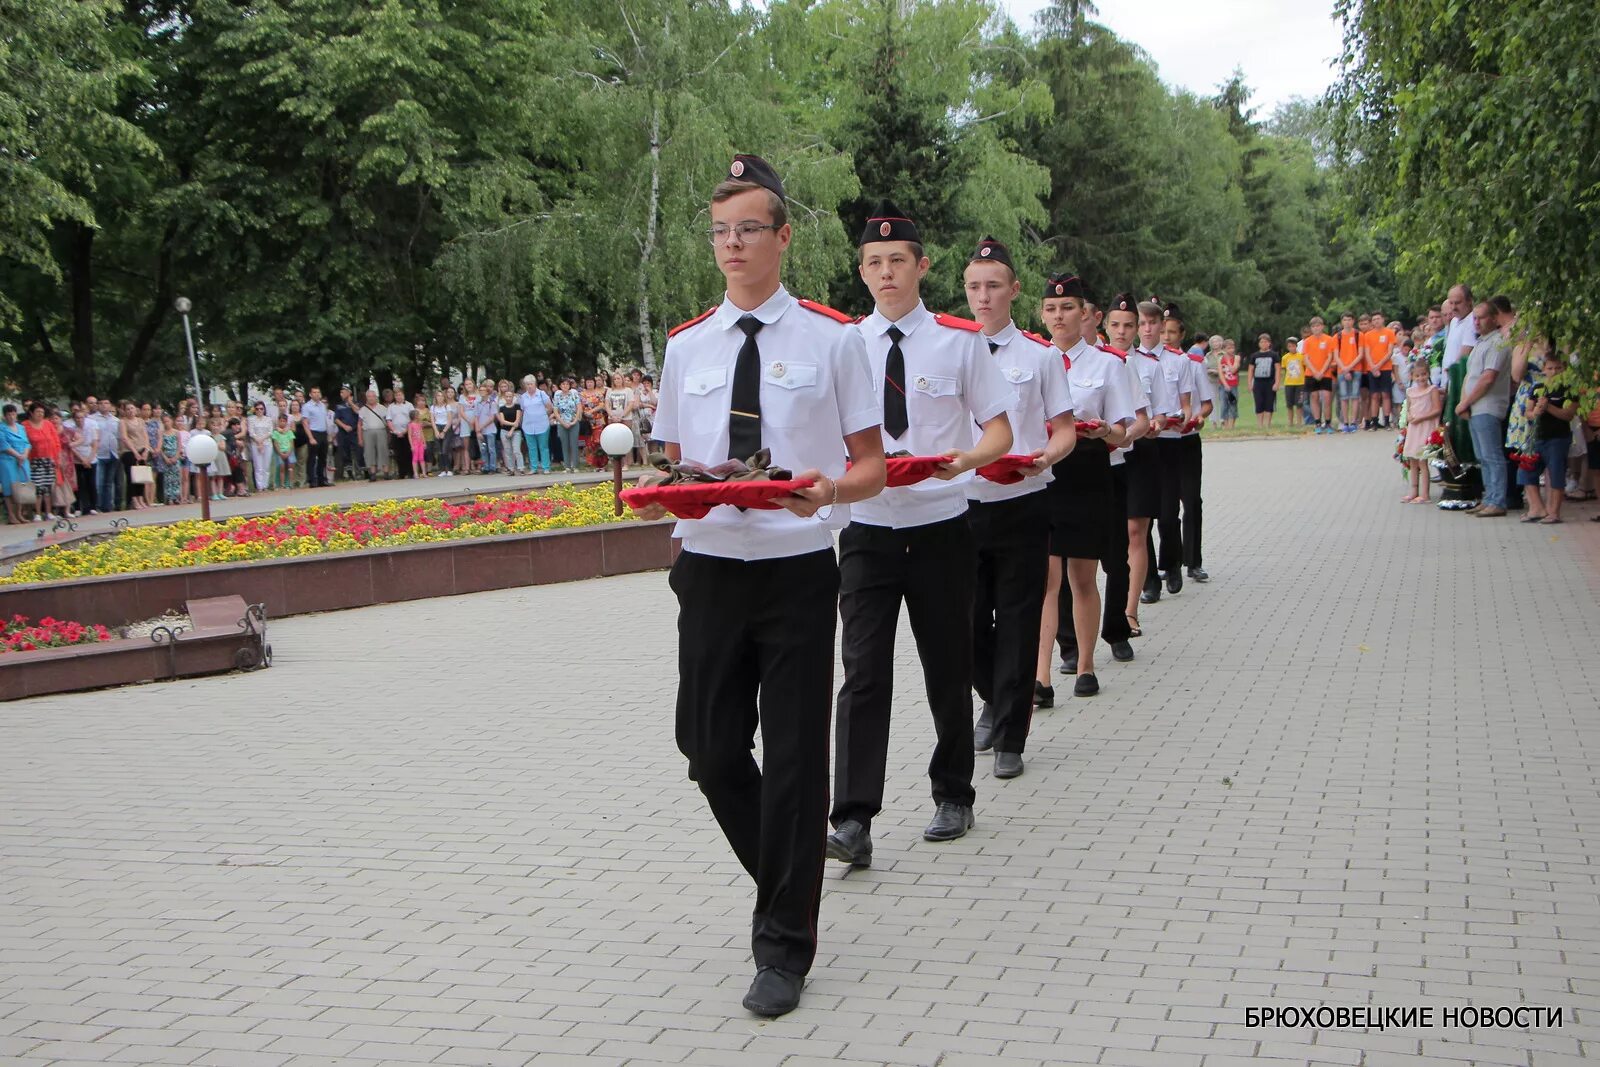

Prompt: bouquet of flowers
xmin=1507 ymin=450 xmax=1540 ymax=473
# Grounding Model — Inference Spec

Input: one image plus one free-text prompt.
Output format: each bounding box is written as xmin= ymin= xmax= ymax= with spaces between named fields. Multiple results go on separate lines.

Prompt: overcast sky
xmin=999 ymin=0 xmax=1344 ymax=118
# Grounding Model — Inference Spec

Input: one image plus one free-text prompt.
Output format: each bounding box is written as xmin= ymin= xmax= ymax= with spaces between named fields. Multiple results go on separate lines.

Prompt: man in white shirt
xmin=1442 ymin=283 xmax=1478 ymax=372
xmin=1167 ymin=304 xmax=1214 ymax=583
xmin=1143 ymin=299 xmax=1194 ymax=601
xmin=643 ymin=155 xmax=885 ymax=1018
xmin=300 ymin=387 xmax=331 ymax=487
xmin=385 ymin=393 xmax=415 ymax=478
xmin=828 ymin=203 xmax=1012 ymax=861
xmin=961 ymin=236 xmax=1076 ymax=780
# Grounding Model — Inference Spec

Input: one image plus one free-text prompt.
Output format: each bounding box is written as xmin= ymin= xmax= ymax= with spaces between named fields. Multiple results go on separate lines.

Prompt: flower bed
xmin=1 ymin=614 xmax=113 ymax=653
xmin=6 ymin=484 xmax=630 ymax=584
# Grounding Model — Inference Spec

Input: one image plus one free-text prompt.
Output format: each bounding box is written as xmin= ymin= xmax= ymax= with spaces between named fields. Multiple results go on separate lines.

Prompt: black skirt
xmin=1123 ymin=438 xmax=1160 ymax=519
xmin=1046 ymin=439 xmax=1113 ymax=560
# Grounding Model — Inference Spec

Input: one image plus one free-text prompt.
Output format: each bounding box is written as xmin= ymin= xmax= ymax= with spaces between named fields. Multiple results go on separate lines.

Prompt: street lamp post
xmin=599 ymin=423 xmax=635 ymax=516
xmin=185 ymin=432 xmax=219 ymax=523
xmin=174 ymin=297 xmax=203 ymax=415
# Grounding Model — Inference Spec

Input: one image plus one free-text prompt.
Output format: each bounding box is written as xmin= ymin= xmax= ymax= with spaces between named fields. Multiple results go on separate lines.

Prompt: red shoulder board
xmin=797 ymin=298 xmax=853 ymax=325
xmin=667 ymin=305 xmax=718 ymax=338
xmin=1163 ymin=344 xmax=1184 ymax=354
xmin=1098 ymin=344 xmax=1128 ymax=360
xmin=1187 ymin=350 xmax=1205 ymax=362
xmin=1021 ymin=330 xmax=1052 ymax=347
xmin=934 ymin=313 xmax=983 ymax=332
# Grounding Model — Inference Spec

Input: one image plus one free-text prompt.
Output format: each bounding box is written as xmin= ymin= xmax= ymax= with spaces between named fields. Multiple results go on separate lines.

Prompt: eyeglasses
xmin=707 ymin=222 xmax=779 ymax=246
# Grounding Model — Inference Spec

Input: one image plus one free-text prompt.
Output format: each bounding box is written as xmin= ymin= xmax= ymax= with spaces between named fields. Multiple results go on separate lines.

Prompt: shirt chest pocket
xmin=1163 ymin=365 xmax=1181 ymax=382
xmin=684 ymin=366 xmax=730 ymax=432
xmin=761 ymin=361 xmax=820 ymax=428
xmin=1003 ymin=366 xmax=1036 ymax=403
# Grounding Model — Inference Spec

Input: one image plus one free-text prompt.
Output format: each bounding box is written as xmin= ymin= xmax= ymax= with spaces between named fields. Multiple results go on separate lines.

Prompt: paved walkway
xmin=2 ymin=434 xmax=1598 ymax=1066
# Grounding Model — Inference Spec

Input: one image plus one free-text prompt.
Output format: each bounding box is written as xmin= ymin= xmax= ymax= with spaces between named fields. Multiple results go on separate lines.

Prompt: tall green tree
xmin=1333 ymin=0 xmax=1600 ymax=367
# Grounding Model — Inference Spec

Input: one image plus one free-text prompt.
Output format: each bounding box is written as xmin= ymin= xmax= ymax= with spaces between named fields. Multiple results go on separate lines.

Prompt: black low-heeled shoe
xmin=1033 ymin=681 xmax=1054 ymax=708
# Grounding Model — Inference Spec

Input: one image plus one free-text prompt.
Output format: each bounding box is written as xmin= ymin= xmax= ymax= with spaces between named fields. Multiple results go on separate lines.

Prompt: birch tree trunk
xmin=635 ymin=95 xmax=662 ymax=372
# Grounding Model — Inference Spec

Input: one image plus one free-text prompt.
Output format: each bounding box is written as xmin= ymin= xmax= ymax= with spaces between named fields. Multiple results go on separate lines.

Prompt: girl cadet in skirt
xmin=1118 ymin=293 xmax=1177 ymax=637
xmin=827 ymin=203 xmax=1014 ymax=867
xmin=638 ymin=154 xmax=886 ymax=1020
xmin=1056 ymin=299 xmax=1149 ymax=674
xmin=1036 ymin=273 xmax=1138 ymax=700
xmin=961 ymin=236 xmax=1077 ymax=782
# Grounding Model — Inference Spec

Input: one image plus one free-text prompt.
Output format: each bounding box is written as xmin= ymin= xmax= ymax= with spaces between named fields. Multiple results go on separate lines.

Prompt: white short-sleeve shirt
xmin=1134 ymin=343 xmax=1186 ymax=425
xmin=850 ymin=302 xmax=1012 ymax=529
xmin=652 ymin=286 xmax=879 ymax=561
xmin=1062 ymin=338 xmax=1137 ymax=430
xmin=1110 ymin=351 xmax=1149 ymax=468
xmin=1155 ymin=345 xmax=1196 ymax=438
xmin=1443 ymin=314 xmax=1478 ymax=370
xmin=1179 ymin=352 xmax=1215 ymax=438
xmin=965 ymin=322 xmax=1073 ymax=504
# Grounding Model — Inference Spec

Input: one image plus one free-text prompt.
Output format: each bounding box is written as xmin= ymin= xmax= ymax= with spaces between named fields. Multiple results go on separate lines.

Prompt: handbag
xmin=130 ymin=464 xmax=155 ymax=485
xmin=11 ymin=482 xmax=36 ymax=507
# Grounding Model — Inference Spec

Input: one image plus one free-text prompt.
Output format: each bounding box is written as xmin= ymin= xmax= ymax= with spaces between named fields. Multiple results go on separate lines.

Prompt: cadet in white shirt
xmin=642 ymin=155 xmax=885 ymax=1020
xmin=1143 ymin=298 xmax=1193 ymax=603
xmin=961 ymin=237 xmax=1076 ymax=781
xmin=828 ymin=204 xmax=1013 ymax=862
xmin=1035 ymin=273 xmax=1136 ymax=700
xmin=1166 ymin=304 xmax=1213 ymax=583
xmin=1057 ymin=298 xmax=1148 ymax=675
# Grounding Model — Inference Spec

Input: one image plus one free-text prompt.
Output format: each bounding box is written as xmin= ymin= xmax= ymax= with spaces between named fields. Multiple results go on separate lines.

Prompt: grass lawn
xmin=1204 ymin=383 xmax=1324 ymax=441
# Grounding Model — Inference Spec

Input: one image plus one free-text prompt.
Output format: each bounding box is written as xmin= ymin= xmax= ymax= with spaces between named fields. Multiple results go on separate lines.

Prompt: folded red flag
xmin=977 ymin=454 xmax=1037 ymax=484
xmin=1075 ymin=419 xmax=1103 ymax=435
xmin=849 ymin=455 xmax=948 ymax=487
xmin=619 ymin=479 xmax=816 ymax=520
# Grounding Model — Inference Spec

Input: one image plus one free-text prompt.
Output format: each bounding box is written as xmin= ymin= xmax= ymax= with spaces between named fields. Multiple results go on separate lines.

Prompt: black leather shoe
xmin=994 ymin=751 xmax=1023 ymax=779
xmin=825 ymin=820 xmax=872 ymax=867
xmin=923 ymin=802 xmax=975 ymax=841
xmin=742 ymin=967 xmax=803 ymax=1017
xmin=974 ymin=703 xmax=995 ymax=752
xmin=1033 ymin=681 xmax=1054 ymax=708
xmin=1074 ymin=673 xmax=1099 ymax=697
xmin=1187 ymin=567 xmax=1209 ymax=582
xmin=1110 ymin=640 xmax=1134 ymax=662
xmin=1058 ymin=651 xmax=1078 ymax=674
xmin=1140 ymin=586 xmax=1161 ymax=604
xmin=1166 ymin=570 xmax=1183 ymax=595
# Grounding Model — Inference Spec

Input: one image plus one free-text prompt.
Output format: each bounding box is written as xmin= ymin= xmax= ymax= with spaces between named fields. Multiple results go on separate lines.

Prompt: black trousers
xmin=306 ymin=430 xmax=329 ymax=486
xmin=390 ymin=432 xmax=413 ymax=478
xmin=1179 ymin=433 xmax=1202 ymax=568
xmin=671 ymin=549 xmax=838 ymax=977
xmin=335 ymin=435 xmax=362 ymax=478
xmin=833 ymin=515 xmax=976 ymax=826
xmin=968 ymin=493 xmax=1048 ymax=756
xmin=1061 ymin=463 xmax=1132 ymax=655
xmin=1146 ymin=437 xmax=1183 ymax=591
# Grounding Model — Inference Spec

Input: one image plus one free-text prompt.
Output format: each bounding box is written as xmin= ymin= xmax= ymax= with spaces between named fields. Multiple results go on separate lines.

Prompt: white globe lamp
xmin=185 ymin=432 xmax=220 ymax=521
xmin=598 ymin=422 xmax=636 ymax=516
xmin=599 ymin=422 xmax=634 ymax=458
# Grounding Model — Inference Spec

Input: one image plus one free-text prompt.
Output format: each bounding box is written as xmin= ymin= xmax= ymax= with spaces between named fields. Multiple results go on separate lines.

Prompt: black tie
xmin=884 ymin=325 xmax=909 ymax=440
xmin=988 ymin=340 xmax=999 ymax=354
xmin=728 ymin=315 xmax=763 ymax=460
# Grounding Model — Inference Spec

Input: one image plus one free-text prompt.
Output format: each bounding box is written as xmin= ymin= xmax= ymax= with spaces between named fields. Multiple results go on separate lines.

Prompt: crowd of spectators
xmin=0 ymin=369 xmax=661 ymax=523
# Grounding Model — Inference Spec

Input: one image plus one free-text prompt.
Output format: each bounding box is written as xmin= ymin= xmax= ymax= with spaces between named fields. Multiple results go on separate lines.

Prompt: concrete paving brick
xmin=3 ymin=434 xmax=1599 ymax=1066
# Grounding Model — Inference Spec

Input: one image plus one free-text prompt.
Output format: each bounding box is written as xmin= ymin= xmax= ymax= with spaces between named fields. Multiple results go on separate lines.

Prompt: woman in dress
xmin=580 ymin=377 xmax=605 ymax=467
xmin=22 ymin=402 xmax=62 ymax=522
xmin=287 ymin=399 xmax=307 ymax=487
xmin=0 ymin=405 xmax=30 ymax=524
xmin=119 ymin=400 xmax=153 ymax=510
xmin=632 ymin=374 xmax=657 ymax=465
xmin=159 ymin=415 xmax=183 ymax=504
